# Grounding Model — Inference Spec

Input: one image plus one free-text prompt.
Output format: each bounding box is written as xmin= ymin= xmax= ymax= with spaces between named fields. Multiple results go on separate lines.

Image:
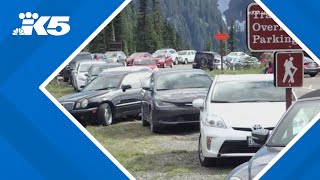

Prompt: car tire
xmin=149 ymin=110 xmax=161 ymax=133
xmin=198 ymin=135 xmax=217 ymax=167
xmin=175 ymin=58 xmax=179 ymax=65
xmin=309 ymin=73 xmax=317 ymax=77
xmin=142 ymin=109 xmax=150 ymax=127
xmin=184 ymin=59 xmax=188 ymax=64
xmin=170 ymin=61 xmax=174 ymax=68
xmin=98 ymin=103 xmax=113 ymax=126
xmin=163 ymin=62 xmax=167 ymax=68
xmin=63 ymin=77 xmax=68 ymax=82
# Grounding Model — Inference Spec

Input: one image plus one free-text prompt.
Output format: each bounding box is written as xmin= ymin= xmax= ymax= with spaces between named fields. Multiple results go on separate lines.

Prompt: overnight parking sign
xmin=247 ymin=3 xmax=302 ymax=52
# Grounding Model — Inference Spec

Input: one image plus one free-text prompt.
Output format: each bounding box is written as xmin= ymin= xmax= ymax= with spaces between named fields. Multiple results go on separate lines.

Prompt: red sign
xmin=215 ymin=33 xmax=229 ymax=41
xmin=247 ymin=3 xmax=301 ymax=52
xmin=275 ymin=52 xmax=304 ymax=87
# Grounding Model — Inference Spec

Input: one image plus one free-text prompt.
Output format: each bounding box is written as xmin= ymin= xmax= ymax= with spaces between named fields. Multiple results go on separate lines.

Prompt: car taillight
xmin=304 ymin=63 xmax=309 ymax=68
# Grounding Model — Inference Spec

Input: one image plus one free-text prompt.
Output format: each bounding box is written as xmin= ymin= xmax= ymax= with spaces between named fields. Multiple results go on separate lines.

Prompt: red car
xmin=132 ymin=58 xmax=158 ymax=70
xmin=126 ymin=52 xmax=152 ymax=66
xmin=153 ymin=53 xmax=174 ymax=68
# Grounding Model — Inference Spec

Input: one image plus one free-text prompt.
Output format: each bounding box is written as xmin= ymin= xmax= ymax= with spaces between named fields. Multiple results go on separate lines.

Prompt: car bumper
xmin=304 ymin=67 xmax=320 ymax=74
xmin=200 ymin=125 xmax=261 ymax=158
xmin=156 ymin=62 xmax=165 ymax=67
xmin=69 ymin=107 xmax=98 ymax=125
xmin=153 ymin=106 xmax=200 ymax=125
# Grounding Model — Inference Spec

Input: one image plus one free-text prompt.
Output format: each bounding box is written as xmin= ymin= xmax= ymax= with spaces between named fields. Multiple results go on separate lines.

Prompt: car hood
xmin=156 ymin=88 xmax=208 ymax=103
xmin=249 ymin=146 xmax=282 ymax=179
xmin=208 ymin=102 xmax=286 ymax=128
xmin=58 ymin=89 xmax=115 ymax=102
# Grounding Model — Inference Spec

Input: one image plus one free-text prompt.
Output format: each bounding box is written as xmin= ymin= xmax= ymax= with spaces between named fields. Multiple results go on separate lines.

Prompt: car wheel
xmin=175 ymin=58 xmax=179 ymax=65
xmin=149 ymin=110 xmax=161 ymax=133
xmin=163 ymin=62 xmax=167 ymax=68
xmin=184 ymin=59 xmax=188 ymax=64
xmin=141 ymin=107 xmax=150 ymax=127
xmin=309 ymin=73 xmax=317 ymax=77
xmin=198 ymin=135 xmax=216 ymax=167
xmin=170 ymin=61 xmax=174 ymax=68
xmin=98 ymin=103 xmax=113 ymax=126
xmin=63 ymin=77 xmax=68 ymax=82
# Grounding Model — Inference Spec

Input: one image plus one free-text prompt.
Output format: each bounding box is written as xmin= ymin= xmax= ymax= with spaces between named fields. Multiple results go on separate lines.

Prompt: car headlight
xmin=228 ymin=177 xmax=242 ymax=180
xmin=75 ymin=102 xmax=81 ymax=109
xmin=81 ymin=99 xmax=88 ymax=108
xmin=155 ymin=100 xmax=175 ymax=107
xmin=205 ymin=114 xmax=227 ymax=128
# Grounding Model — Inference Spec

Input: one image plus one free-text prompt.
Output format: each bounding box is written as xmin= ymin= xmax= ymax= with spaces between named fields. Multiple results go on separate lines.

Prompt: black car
xmin=62 ymin=52 xmax=93 ymax=82
xmin=59 ymin=69 xmax=152 ymax=126
xmin=226 ymin=90 xmax=320 ymax=180
xmin=304 ymin=57 xmax=320 ymax=77
xmin=192 ymin=51 xmax=221 ymax=71
xmin=141 ymin=69 xmax=213 ymax=133
xmin=85 ymin=63 xmax=124 ymax=85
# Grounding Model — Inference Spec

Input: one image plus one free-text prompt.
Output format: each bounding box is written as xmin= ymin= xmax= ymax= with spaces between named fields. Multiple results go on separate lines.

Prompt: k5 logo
xmin=12 ymin=12 xmax=70 ymax=36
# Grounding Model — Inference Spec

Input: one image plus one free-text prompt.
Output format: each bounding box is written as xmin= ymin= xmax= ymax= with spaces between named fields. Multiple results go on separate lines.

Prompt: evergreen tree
xmin=136 ymin=0 xmax=149 ymax=52
xmin=175 ymin=32 xmax=182 ymax=51
xmin=228 ymin=18 xmax=237 ymax=52
xmin=152 ymin=0 xmax=163 ymax=48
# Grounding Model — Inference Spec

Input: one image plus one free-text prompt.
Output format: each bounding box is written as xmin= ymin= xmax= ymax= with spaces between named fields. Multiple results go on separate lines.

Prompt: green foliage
xmin=87 ymin=0 xmax=234 ymax=55
xmin=228 ymin=18 xmax=237 ymax=52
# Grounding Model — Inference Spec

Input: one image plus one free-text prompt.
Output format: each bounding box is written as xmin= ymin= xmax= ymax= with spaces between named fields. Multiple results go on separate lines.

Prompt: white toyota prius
xmin=193 ymin=74 xmax=295 ymax=167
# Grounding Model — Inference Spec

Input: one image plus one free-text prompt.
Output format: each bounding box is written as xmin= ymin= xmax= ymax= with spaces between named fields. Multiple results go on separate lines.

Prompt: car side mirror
xmin=252 ymin=129 xmax=269 ymax=145
xmin=121 ymin=84 xmax=132 ymax=92
xmin=192 ymin=98 xmax=204 ymax=109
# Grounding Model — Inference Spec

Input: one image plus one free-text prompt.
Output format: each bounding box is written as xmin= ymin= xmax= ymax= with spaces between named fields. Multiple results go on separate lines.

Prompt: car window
xmin=267 ymin=100 xmax=320 ymax=147
xmin=82 ymin=75 xmax=123 ymax=91
xmin=156 ymin=72 xmax=212 ymax=91
xmin=78 ymin=64 xmax=93 ymax=73
xmin=170 ymin=50 xmax=176 ymax=54
xmin=211 ymin=81 xmax=286 ymax=102
xmin=122 ymin=73 xmax=143 ymax=89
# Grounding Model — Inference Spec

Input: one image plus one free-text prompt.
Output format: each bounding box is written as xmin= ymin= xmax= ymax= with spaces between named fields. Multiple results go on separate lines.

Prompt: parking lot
xmin=49 ymin=63 xmax=320 ymax=180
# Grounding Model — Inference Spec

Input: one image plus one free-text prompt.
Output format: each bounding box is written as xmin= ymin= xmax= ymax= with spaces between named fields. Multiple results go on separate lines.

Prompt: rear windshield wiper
xmin=211 ymin=100 xmax=233 ymax=103
xmin=95 ymin=87 xmax=117 ymax=91
xmin=157 ymin=88 xmax=171 ymax=91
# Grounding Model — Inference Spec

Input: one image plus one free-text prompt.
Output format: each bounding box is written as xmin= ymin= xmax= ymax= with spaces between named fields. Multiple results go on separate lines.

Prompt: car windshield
xmin=156 ymin=72 xmax=212 ymax=91
xmin=105 ymin=52 xmax=117 ymax=58
xmin=130 ymin=53 xmax=144 ymax=57
xmin=154 ymin=51 xmax=167 ymax=57
xmin=178 ymin=51 xmax=188 ymax=55
xmin=82 ymin=75 xmax=124 ymax=91
xmin=72 ymin=54 xmax=92 ymax=61
xmin=267 ymin=100 xmax=320 ymax=147
xmin=211 ymin=81 xmax=286 ymax=103
xmin=79 ymin=64 xmax=93 ymax=72
xmin=228 ymin=52 xmax=240 ymax=56
xmin=134 ymin=59 xmax=155 ymax=65
xmin=90 ymin=67 xmax=104 ymax=76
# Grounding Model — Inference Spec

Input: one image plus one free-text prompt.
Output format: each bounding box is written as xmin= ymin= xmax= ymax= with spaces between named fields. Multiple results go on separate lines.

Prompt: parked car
xmin=153 ymin=49 xmax=179 ymax=65
xmin=132 ymin=58 xmax=158 ymax=70
xmin=304 ymin=57 xmax=320 ymax=77
xmin=62 ymin=52 xmax=92 ymax=82
xmin=192 ymin=74 xmax=293 ymax=167
xmin=72 ymin=61 xmax=106 ymax=91
xmin=177 ymin=50 xmax=197 ymax=64
xmin=259 ymin=52 xmax=274 ymax=63
xmin=126 ymin=52 xmax=152 ymax=66
xmin=100 ymin=66 xmax=152 ymax=75
xmin=105 ymin=51 xmax=127 ymax=65
xmin=225 ymin=52 xmax=250 ymax=63
xmin=226 ymin=90 xmax=320 ymax=180
xmin=84 ymin=63 xmax=124 ymax=85
xmin=153 ymin=51 xmax=174 ymax=68
xmin=59 ymin=70 xmax=152 ymax=126
xmin=92 ymin=53 xmax=107 ymax=61
xmin=141 ymin=69 xmax=212 ymax=133
xmin=193 ymin=51 xmax=221 ymax=70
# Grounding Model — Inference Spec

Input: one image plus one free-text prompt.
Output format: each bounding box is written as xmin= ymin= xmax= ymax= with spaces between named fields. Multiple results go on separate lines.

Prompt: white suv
xmin=193 ymin=74 xmax=293 ymax=167
xmin=177 ymin=50 xmax=196 ymax=64
xmin=72 ymin=61 xmax=105 ymax=91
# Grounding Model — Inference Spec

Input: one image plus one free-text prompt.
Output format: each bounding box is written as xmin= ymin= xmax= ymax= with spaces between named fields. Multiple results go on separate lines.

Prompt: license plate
xmin=247 ymin=136 xmax=261 ymax=147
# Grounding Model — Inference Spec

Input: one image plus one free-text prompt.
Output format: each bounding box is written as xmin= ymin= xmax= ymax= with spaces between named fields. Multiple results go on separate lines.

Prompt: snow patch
xmin=218 ymin=0 xmax=230 ymax=14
